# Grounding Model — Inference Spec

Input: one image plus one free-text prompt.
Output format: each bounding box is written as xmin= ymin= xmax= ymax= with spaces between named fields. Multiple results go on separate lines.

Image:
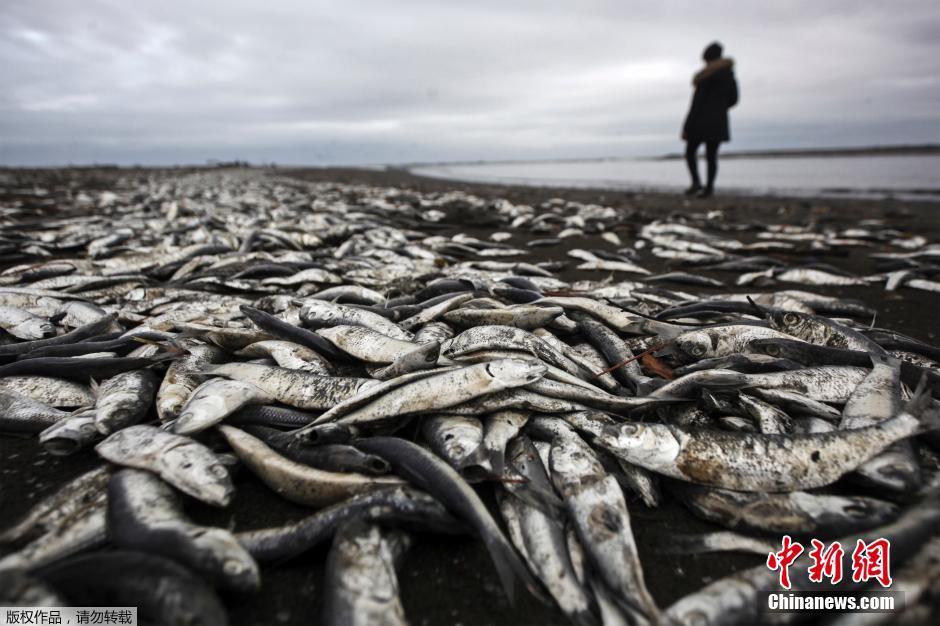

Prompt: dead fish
xmin=355 ymin=436 xmax=543 ymax=605
xmin=0 ymin=467 xmax=110 ymax=547
xmin=443 ymin=305 xmax=564 ymax=330
xmin=0 ymin=468 xmax=109 ymax=571
xmin=316 ymin=324 xmax=421 ymax=364
xmin=331 ymin=360 xmax=546 ymax=429
xmin=299 ymin=299 xmax=415 ymax=341
xmin=174 ymin=378 xmax=275 ymax=435
xmin=370 ymin=340 xmax=441 ymax=379
xmin=584 ymin=391 xmax=936 ymax=492
xmin=500 ymin=437 xmax=598 ymax=626
xmin=547 ymin=427 xmax=661 ymax=624
xmin=766 ymin=309 xmax=886 ymax=354
xmin=480 ymin=410 xmax=530 ymax=476
xmin=840 ymin=355 xmax=922 ymax=494
xmin=0 ymin=305 xmax=56 ymax=339
xmin=323 ymin=521 xmax=412 ymax=626
xmin=236 ymin=485 xmax=462 ymax=563
xmin=93 ymin=369 xmax=158 ymax=435
xmin=107 ymin=469 xmax=259 ymax=591
xmin=669 ymin=481 xmax=899 ymax=536
xmin=236 ymin=339 xmax=334 ymax=374
xmin=39 ymin=413 xmax=102 ymax=455
xmin=422 ymin=415 xmax=485 ymax=474
xmin=0 ymin=375 xmax=95 ymax=407
xmin=218 ymin=425 xmax=402 ymax=507
xmin=156 ymin=341 xmax=227 ymax=421
xmin=673 ymin=325 xmax=800 ymax=362
xmin=96 ymin=425 xmax=233 ymax=506
xmin=0 ymin=389 xmax=69 ymax=434
xmin=203 ymin=362 xmax=378 ymax=410
xmin=37 ymin=551 xmax=228 ymax=626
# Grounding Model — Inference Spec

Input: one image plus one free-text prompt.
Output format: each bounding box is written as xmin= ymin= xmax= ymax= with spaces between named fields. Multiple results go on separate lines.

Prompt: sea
xmin=411 ymin=154 xmax=940 ymax=201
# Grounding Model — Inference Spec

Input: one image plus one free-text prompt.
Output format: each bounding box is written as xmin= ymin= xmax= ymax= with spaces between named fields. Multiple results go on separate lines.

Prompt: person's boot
xmin=684 ymin=184 xmax=702 ymax=196
xmin=696 ymin=186 xmax=713 ymax=198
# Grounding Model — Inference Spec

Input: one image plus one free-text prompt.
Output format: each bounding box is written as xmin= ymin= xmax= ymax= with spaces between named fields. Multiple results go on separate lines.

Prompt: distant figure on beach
xmin=682 ymin=42 xmax=738 ymax=198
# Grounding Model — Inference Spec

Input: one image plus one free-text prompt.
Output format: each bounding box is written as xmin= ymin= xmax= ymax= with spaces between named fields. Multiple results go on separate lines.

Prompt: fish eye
xmin=224 ymin=560 xmax=246 ymax=575
xmin=620 ymin=423 xmax=639 ymax=434
xmin=844 ymin=503 xmax=868 ymax=518
xmin=765 ymin=344 xmax=780 ymax=356
xmin=685 ymin=609 xmax=710 ymax=626
xmin=691 ymin=344 xmax=707 ymax=357
xmin=783 ymin=312 xmax=799 ymax=326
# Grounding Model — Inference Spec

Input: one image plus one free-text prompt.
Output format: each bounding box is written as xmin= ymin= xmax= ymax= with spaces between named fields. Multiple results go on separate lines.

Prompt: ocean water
xmin=412 ymin=154 xmax=940 ymax=200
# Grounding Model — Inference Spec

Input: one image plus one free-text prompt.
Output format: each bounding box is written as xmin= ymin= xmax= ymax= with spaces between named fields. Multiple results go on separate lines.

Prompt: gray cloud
xmin=1 ymin=0 xmax=938 ymax=165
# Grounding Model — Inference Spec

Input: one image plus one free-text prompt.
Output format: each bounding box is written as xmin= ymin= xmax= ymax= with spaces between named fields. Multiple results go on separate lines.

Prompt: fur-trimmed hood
xmin=693 ymin=58 xmax=734 ymax=86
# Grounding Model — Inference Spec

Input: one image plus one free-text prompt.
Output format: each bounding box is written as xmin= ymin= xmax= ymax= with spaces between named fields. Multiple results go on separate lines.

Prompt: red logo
xmin=807 ymin=539 xmax=844 ymax=584
xmin=766 ymin=535 xmax=804 ymax=589
xmin=851 ymin=538 xmax=892 ymax=588
xmin=767 ymin=537 xmax=892 ymax=588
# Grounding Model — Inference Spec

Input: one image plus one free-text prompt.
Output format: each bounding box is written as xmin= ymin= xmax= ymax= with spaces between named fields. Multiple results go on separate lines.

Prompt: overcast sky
xmin=2 ymin=1 xmax=938 ymax=165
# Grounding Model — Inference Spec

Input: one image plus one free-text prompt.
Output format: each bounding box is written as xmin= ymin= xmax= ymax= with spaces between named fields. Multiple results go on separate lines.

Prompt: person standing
xmin=682 ymin=42 xmax=738 ymax=198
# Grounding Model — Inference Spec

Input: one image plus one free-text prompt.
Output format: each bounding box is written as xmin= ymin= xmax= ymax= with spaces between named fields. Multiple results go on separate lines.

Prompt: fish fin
xmin=907 ymin=375 xmax=940 ymax=433
xmin=89 ymin=377 xmax=99 ymax=396
xmin=745 ymin=294 xmax=772 ymax=322
xmin=906 ymin=374 xmax=933 ymax=413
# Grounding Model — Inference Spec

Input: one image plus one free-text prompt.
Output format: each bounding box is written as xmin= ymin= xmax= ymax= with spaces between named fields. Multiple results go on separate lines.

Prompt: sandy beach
xmin=2 ymin=166 xmax=938 ymax=625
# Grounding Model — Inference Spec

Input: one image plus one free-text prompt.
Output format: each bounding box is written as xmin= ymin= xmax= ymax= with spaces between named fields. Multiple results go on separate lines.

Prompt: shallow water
xmin=413 ymin=154 xmax=940 ymax=201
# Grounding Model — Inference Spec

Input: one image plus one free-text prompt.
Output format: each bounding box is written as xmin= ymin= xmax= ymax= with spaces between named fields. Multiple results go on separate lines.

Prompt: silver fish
xmin=96 ymin=425 xmax=233 ymax=506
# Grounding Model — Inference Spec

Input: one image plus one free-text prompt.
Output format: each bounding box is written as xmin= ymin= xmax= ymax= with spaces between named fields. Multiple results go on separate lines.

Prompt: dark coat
xmin=682 ymin=59 xmax=738 ymax=143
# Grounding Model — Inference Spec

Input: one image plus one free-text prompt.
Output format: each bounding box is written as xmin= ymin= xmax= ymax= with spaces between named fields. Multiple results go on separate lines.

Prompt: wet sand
xmin=1 ymin=166 xmax=939 ymax=625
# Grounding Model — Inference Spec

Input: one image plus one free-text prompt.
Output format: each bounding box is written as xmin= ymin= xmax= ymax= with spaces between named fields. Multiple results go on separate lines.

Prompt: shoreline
xmin=407 ymin=167 xmax=940 ymax=204
xmin=282 ymin=165 xmax=940 ymax=225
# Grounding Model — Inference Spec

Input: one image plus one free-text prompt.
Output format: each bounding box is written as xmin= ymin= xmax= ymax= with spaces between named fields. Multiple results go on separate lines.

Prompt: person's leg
xmin=702 ymin=141 xmax=720 ymax=195
xmin=685 ymin=140 xmax=702 ymax=193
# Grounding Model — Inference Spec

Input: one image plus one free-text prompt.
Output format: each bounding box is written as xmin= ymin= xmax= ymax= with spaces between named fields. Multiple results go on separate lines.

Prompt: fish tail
xmin=483 ymin=533 xmax=548 ymax=607
xmin=907 ymin=374 xmax=940 ymax=433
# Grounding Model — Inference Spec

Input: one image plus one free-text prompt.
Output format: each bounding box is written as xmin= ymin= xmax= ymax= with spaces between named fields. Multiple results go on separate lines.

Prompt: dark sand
xmin=1 ymin=166 xmax=939 ymax=625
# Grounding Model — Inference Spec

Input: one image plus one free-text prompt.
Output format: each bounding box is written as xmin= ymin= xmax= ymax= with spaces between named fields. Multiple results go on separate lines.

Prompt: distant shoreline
xmin=399 ymin=143 xmax=939 ymax=170
xmin=1 ymin=144 xmax=937 ymax=172
xmin=656 ymin=143 xmax=940 ymax=161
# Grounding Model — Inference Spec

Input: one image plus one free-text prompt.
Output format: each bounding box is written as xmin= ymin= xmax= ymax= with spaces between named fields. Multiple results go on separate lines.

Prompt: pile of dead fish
xmin=1 ymin=169 xmax=939 ymax=626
